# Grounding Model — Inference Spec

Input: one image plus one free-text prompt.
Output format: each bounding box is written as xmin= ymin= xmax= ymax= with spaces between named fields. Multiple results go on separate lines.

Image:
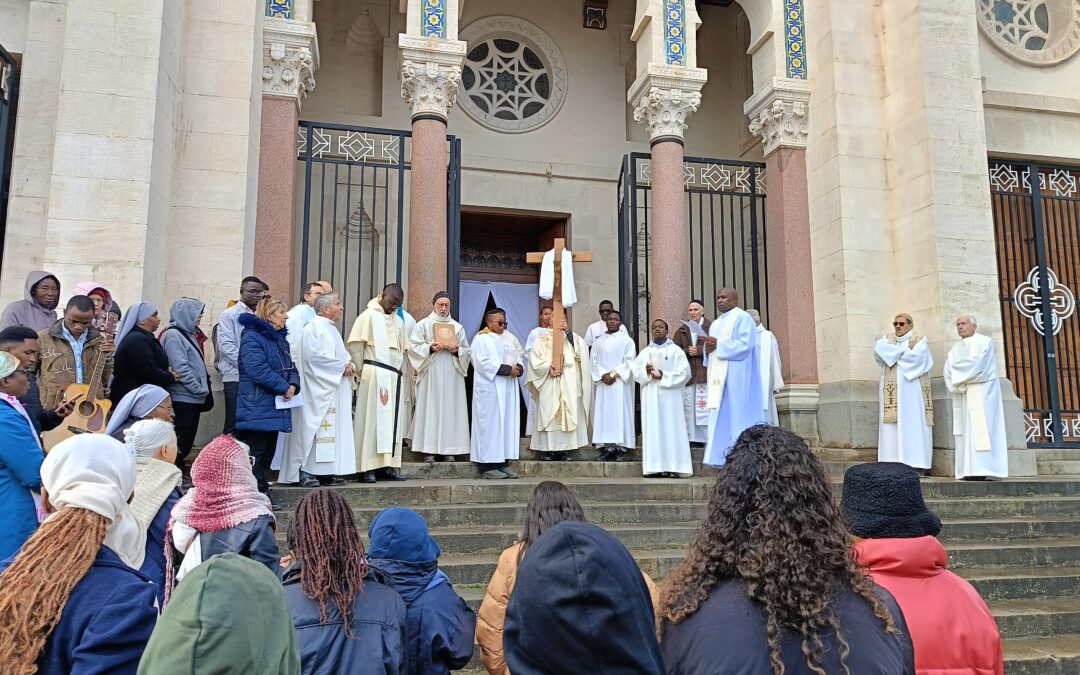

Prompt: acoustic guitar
xmin=42 ymin=313 xmax=117 ymax=450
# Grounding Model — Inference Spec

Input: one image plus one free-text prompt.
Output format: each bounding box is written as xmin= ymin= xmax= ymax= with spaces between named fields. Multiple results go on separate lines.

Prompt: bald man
xmin=286 ymin=280 xmax=333 ymax=361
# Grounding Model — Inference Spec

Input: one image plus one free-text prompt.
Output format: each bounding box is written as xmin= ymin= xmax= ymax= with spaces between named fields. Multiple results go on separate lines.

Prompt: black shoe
xmin=358 ymin=471 xmax=377 ymax=484
xmin=322 ymin=476 xmax=347 ymax=486
xmin=298 ymin=471 xmax=320 ymax=488
xmin=596 ymin=448 xmax=614 ymax=461
xmin=557 ymin=451 xmax=572 ymax=462
xmin=541 ymin=453 xmax=556 ymax=461
xmin=379 ymin=467 xmax=408 ymax=481
xmin=612 ymin=450 xmax=629 ymax=462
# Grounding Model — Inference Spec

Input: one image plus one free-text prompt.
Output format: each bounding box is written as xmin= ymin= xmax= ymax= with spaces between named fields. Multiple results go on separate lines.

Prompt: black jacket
xmin=282 ymin=563 xmax=408 ymax=675
xmin=505 ymin=521 xmax=665 ymax=675
xmin=110 ymin=326 xmax=174 ymax=405
xmin=661 ymin=577 xmax=915 ymax=675
xmin=199 ymin=514 xmax=281 ymax=577
xmin=19 ymin=377 xmax=61 ymax=434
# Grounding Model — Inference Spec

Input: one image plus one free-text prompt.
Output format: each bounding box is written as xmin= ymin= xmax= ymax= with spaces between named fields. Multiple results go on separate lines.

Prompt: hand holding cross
xmin=526 ymin=238 xmax=592 ymax=374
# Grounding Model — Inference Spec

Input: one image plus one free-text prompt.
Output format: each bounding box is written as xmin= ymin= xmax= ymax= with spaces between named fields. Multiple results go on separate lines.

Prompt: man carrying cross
xmin=525 ymin=239 xmax=593 ymax=461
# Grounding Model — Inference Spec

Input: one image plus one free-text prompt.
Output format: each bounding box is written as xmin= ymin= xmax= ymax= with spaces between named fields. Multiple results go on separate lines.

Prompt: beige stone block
xmin=837 ymin=126 xmax=887 ymax=159
xmin=172 ymin=168 xmax=248 ymax=210
xmin=21 ymin=40 xmax=65 ymax=82
xmin=184 ymin=95 xmax=254 ymax=137
xmin=98 ymin=179 xmax=152 ymax=224
xmin=60 ymin=50 xmax=158 ymax=99
xmin=170 ymin=207 xmax=246 ymax=249
xmin=51 ymin=133 xmax=154 ymax=182
xmin=210 ymin=134 xmax=251 ymax=173
xmin=187 ymin=20 xmax=256 ymax=65
xmin=63 ymin=9 xmax=115 ymax=55
xmin=835 ymin=93 xmax=886 ymax=129
xmin=47 ymin=176 xmax=103 ymax=221
xmin=114 ymin=14 xmax=164 ymax=59
xmin=177 ymin=131 xmax=215 ymax=171
xmin=831 ymin=30 xmax=882 ymax=66
xmin=26 ymin=1 xmax=69 ymax=45
xmin=807 ymin=155 xmax=840 ymax=197
xmin=838 ymin=155 xmax=886 ymax=189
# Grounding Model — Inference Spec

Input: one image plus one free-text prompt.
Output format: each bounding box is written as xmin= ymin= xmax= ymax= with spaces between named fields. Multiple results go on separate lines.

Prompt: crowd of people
xmin=0 ymin=423 xmax=1003 ymax=674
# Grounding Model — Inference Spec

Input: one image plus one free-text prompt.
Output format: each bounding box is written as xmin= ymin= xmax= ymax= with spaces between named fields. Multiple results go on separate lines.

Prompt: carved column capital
xmin=262 ymin=17 xmax=319 ymax=104
xmin=627 ymin=65 xmax=707 ymax=143
xmin=398 ymin=35 xmax=467 ymax=120
xmin=744 ymin=79 xmax=811 ymax=155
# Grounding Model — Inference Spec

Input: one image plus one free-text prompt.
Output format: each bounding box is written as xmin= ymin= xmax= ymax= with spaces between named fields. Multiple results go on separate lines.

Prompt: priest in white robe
xmin=875 ymin=313 xmax=934 ymax=470
xmin=633 ymin=319 xmax=692 ymax=477
xmin=748 ymin=309 xmax=784 ymax=425
xmin=523 ymin=306 xmax=552 ymax=436
xmin=673 ymin=300 xmax=711 ymax=445
xmin=528 ymin=320 xmax=592 ymax=459
xmin=944 ymin=315 xmax=1008 ymax=480
xmin=280 ymin=293 xmax=356 ymax=486
xmin=590 ymin=309 xmax=636 ymax=460
xmin=285 ymin=280 xmax=332 ymax=361
xmin=703 ymin=288 xmax=765 ymax=467
xmin=408 ymin=291 xmax=471 ymax=462
xmin=347 ymin=283 xmax=408 ymax=483
xmin=471 ymin=308 xmax=524 ymax=479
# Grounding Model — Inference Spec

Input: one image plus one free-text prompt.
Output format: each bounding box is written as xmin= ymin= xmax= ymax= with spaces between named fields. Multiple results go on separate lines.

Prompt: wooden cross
xmin=526 ymin=238 xmax=592 ymax=373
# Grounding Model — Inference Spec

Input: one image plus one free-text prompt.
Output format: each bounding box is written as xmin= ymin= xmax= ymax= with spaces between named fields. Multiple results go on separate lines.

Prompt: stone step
xmin=399 ymin=459 xmax=864 ymax=479
xmin=1001 ymin=636 xmax=1080 ymax=674
xmin=989 ymin=598 xmax=1080 ymax=640
xmin=402 ymin=444 xmax=879 ymax=464
xmin=1036 ymin=450 xmax=1080 ymax=461
xmin=433 ymin=541 xmax=1080 ymax=587
xmin=960 ymin=567 xmax=1080 ymax=601
xmin=940 ymin=518 xmax=1080 ymax=542
xmin=1037 ymin=460 xmax=1080 ymax=476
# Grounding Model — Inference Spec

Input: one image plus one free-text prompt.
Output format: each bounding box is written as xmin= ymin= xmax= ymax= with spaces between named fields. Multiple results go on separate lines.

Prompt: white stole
xmin=706 ymin=312 xmax=737 ymax=409
xmin=538 ymin=249 xmax=578 ymax=308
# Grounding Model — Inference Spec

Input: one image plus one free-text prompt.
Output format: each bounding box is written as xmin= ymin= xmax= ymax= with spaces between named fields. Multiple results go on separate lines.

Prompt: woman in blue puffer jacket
xmin=236 ymin=298 xmax=300 ymax=504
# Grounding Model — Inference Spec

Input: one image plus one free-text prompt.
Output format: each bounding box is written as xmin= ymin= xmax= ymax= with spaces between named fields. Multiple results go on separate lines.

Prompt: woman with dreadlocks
xmin=659 ymin=424 xmax=915 ymax=675
xmin=0 ymin=434 xmax=158 ymax=675
xmin=282 ymin=489 xmax=407 ymax=674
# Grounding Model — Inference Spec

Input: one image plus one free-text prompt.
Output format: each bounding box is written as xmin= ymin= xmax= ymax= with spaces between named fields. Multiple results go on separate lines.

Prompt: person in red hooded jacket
xmin=842 ymin=461 xmax=1004 ymax=675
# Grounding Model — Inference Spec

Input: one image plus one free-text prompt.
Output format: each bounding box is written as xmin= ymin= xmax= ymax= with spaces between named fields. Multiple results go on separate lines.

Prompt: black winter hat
xmin=841 ymin=462 xmax=942 ymax=539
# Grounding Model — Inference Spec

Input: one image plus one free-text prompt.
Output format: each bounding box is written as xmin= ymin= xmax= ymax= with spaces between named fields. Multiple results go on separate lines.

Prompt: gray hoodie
xmin=161 ymin=299 xmax=210 ymax=404
xmin=0 ymin=271 xmax=60 ymax=331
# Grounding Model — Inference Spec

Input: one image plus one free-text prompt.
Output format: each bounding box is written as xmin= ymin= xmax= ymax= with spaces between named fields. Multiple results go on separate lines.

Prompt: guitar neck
xmin=84 ymin=319 xmax=116 ymax=402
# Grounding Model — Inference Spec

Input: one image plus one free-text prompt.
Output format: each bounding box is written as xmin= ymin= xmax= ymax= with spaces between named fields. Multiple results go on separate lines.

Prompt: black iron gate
xmin=297 ymin=121 xmax=461 ymax=329
xmin=0 ymin=43 xmax=19 ymax=265
xmin=617 ymin=152 xmax=768 ymax=345
xmin=989 ymin=160 xmax=1080 ymax=447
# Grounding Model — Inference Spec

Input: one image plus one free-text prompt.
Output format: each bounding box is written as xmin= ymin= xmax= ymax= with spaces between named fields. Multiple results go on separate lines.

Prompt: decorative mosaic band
xmin=785 ymin=0 xmax=806 ymax=79
xmin=266 ymin=0 xmax=293 ymax=19
xmin=664 ymin=0 xmax=687 ymax=66
xmin=422 ymin=0 xmax=448 ymax=39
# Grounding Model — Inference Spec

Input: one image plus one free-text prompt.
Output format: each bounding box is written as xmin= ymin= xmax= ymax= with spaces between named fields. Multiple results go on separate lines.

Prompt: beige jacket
xmin=476 ymin=542 xmax=660 ymax=675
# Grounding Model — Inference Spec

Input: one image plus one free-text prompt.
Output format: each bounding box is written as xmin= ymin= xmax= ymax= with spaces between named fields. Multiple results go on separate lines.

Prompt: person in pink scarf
xmin=164 ymin=434 xmax=280 ymax=602
xmin=71 ymin=281 xmax=119 ymax=333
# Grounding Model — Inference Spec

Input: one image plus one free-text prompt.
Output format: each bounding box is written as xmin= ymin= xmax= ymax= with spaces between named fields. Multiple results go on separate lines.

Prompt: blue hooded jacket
xmin=0 ymin=399 xmax=44 ymax=560
xmin=236 ymin=313 xmax=300 ymax=433
xmin=367 ymin=507 xmax=476 ymax=675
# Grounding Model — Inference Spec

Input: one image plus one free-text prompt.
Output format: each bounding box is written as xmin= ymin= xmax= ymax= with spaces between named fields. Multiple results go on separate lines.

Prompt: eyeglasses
xmin=494 ymin=321 xmax=507 ymax=327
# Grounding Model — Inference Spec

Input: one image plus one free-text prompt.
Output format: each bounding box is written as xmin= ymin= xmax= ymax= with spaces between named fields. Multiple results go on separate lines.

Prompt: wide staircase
xmin=273 ymin=447 xmax=1080 ymax=674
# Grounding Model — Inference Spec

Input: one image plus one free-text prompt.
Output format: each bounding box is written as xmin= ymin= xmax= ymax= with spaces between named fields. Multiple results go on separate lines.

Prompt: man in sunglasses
xmin=874 ymin=313 xmax=934 ymax=473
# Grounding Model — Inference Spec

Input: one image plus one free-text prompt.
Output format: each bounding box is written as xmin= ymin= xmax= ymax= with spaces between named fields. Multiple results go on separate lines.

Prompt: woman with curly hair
xmin=282 ymin=489 xmax=407 ymax=674
xmin=659 ymin=425 xmax=915 ymax=675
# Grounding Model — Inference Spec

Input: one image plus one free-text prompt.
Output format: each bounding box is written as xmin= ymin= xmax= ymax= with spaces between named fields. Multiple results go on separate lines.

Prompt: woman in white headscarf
xmin=0 ymin=434 xmax=159 ymax=674
xmin=107 ymin=383 xmax=175 ymax=442
xmin=126 ymin=418 xmax=183 ymax=604
xmin=110 ymin=302 xmax=178 ymax=406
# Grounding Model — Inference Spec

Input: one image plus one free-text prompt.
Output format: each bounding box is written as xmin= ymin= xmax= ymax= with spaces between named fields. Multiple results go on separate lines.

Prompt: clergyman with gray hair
xmin=286 ymin=280 xmax=333 ymax=361
xmin=279 ymin=291 xmax=357 ymax=488
xmin=943 ymin=314 xmax=1008 ymax=480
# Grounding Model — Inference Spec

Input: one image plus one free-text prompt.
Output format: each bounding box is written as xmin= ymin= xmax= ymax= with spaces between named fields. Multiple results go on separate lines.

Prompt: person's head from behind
xmin=124 ymin=418 xmax=178 ymax=465
xmin=256 ymin=298 xmax=289 ymax=330
xmin=659 ymin=425 xmax=897 ymax=674
xmin=139 ymin=553 xmax=300 ymax=673
xmin=192 ymin=435 xmax=257 ymax=494
xmin=287 ymin=489 xmax=369 ymax=636
xmin=518 ymin=481 xmax=586 ymax=564
xmin=0 ymin=325 xmax=41 ymax=369
xmin=239 ymin=276 xmax=269 ymax=310
xmin=0 ymin=351 xmax=30 ymax=398
xmin=367 ymin=506 xmax=440 ymax=563
xmin=0 ymin=435 xmax=143 ymax=671
xmin=841 ymin=462 xmax=941 ymax=542
xmin=63 ymin=295 xmax=96 ymax=339
xmin=30 ymin=274 xmax=60 ymax=310
xmin=505 ymin=521 xmax=664 ymax=674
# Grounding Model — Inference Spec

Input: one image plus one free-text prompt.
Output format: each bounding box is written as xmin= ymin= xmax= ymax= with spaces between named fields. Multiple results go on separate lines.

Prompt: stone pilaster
xmin=398 ymin=35 xmax=467 ymax=121
xmin=261 ymin=17 xmax=317 ymax=101
xmin=745 ymin=79 xmax=810 ymax=155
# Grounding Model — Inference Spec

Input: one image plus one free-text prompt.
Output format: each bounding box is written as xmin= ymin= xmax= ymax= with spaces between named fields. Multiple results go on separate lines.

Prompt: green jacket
xmin=138 ymin=553 xmax=300 ymax=675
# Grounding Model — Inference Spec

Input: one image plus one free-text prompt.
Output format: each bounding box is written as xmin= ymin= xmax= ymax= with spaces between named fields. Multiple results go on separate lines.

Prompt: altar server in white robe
xmin=944 ymin=315 xmax=1008 ymax=480
xmin=590 ymin=309 xmax=636 ymax=460
xmin=528 ymin=320 xmax=592 ymax=459
xmin=633 ymin=319 xmax=692 ymax=477
xmin=702 ymin=288 xmax=765 ymax=467
xmin=285 ymin=280 xmax=332 ymax=361
xmin=583 ymin=299 xmax=628 ymax=347
xmin=523 ymin=306 xmax=552 ymax=436
xmin=280 ymin=292 xmax=356 ymax=486
xmin=471 ymin=308 xmax=524 ymax=479
xmin=409 ymin=291 xmax=471 ymax=462
xmin=875 ymin=313 xmax=934 ymax=470
xmin=347 ymin=284 xmax=408 ymax=483
xmin=748 ymin=309 xmax=784 ymax=425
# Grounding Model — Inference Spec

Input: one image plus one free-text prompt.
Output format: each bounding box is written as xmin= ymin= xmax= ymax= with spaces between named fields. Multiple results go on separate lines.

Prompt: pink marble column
xmin=406 ymin=117 xmax=448 ymax=319
xmin=253 ymin=95 xmax=299 ymax=301
xmin=764 ymin=147 xmax=817 ymax=383
xmin=649 ymin=140 xmax=691 ymax=330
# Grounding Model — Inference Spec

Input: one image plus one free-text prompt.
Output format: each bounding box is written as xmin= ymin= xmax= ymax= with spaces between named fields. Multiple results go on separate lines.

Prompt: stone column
xmin=398 ymin=35 xmax=466 ymax=320
xmin=628 ymin=68 xmax=705 ymax=329
xmin=746 ymin=80 xmax=819 ymax=441
xmin=253 ymin=17 xmax=316 ymax=301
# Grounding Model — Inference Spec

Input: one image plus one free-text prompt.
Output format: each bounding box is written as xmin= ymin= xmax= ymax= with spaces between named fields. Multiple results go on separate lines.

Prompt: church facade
xmin=1 ymin=0 xmax=1078 ymax=469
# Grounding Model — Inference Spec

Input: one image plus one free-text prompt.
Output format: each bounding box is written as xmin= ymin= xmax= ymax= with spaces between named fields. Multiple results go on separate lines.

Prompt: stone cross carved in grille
xmin=525 ymin=238 xmax=592 ymax=373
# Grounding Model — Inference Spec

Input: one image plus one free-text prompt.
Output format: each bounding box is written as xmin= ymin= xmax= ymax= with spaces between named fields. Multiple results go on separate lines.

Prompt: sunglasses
xmin=892 ymin=321 xmax=909 ymax=327
xmin=494 ymin=321 xmax=507 ymax=327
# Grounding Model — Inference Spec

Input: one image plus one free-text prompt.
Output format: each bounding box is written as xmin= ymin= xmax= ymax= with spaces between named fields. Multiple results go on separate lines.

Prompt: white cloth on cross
xmin=538 ymin=249 xmax=577 ymax=308
xmin=944 ymin=332 xmax=1008 ymax=479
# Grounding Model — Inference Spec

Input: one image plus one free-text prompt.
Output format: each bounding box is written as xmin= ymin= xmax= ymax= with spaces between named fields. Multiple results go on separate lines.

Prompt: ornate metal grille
xmin=989 ymin=159 xmax=1080 ymax=447
xmin=617 ymin=152 xmax=768 ymax=346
